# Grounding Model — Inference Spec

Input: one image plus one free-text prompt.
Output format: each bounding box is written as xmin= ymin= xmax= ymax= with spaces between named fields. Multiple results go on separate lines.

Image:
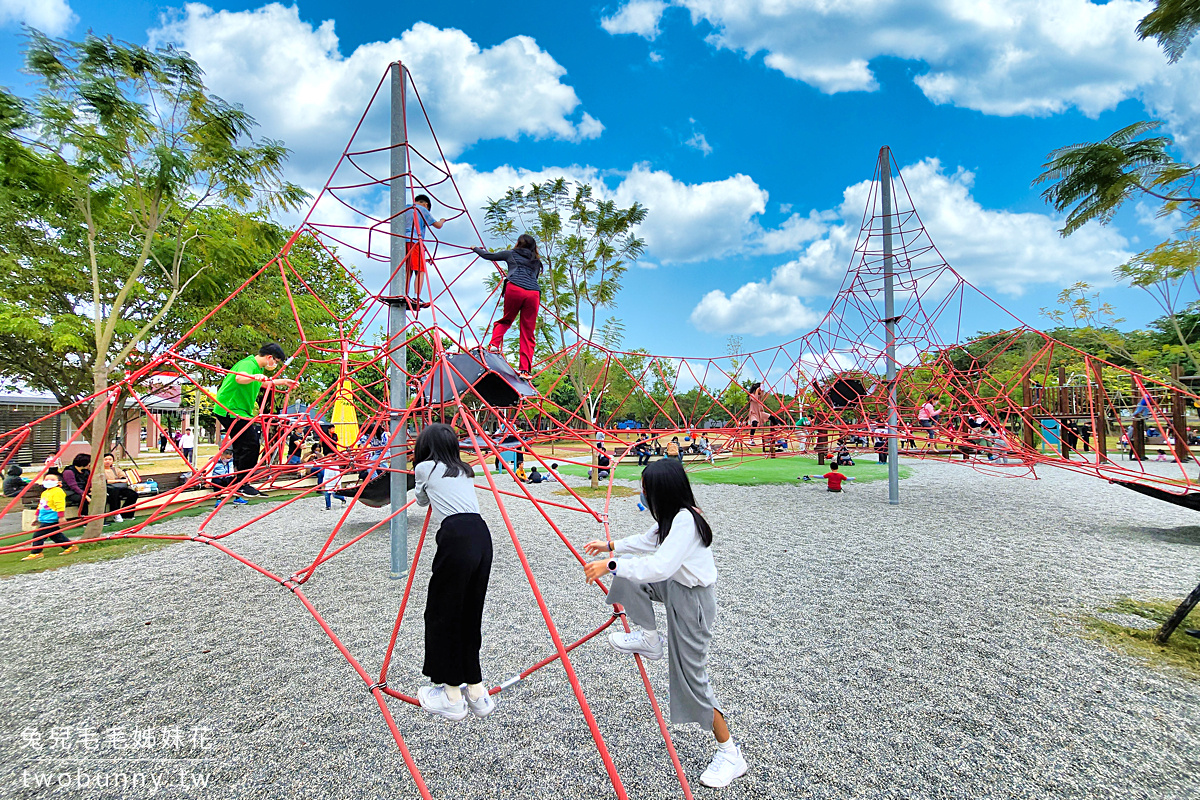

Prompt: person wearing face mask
xmin=22 ymin=470 xmax=78 ymax=561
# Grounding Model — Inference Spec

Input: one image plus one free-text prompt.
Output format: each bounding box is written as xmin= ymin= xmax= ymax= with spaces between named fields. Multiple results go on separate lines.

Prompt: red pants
xmin=490 ymin=283 xmax=540 ymax=372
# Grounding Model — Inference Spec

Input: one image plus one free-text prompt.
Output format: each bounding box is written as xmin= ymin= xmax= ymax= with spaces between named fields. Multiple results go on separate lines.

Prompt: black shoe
xmin=1186 ymin=629 xmax=1200 ymax=639
xmin=238 ymin=486 xmax=263 ymax=497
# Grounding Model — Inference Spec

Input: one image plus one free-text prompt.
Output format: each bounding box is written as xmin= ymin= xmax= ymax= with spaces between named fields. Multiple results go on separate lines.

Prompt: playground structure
xmin=1 ymin=62 xmax=1200 ymax=797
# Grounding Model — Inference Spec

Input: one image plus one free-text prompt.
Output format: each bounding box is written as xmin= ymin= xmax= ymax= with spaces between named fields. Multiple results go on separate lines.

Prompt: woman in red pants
xmin=472 ymin=234 xmax=543 ymax=381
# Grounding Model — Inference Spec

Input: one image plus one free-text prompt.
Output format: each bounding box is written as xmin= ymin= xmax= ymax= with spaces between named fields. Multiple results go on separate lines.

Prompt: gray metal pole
xmin=880 ymin=147 xmax=900 ymax=506
xmin=388 ymin=62 xmax=410 ymax=579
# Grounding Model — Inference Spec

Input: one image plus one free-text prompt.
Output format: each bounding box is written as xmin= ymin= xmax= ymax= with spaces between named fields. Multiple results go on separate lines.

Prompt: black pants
xmin=423 ymin=513 xmax=493 ymax=686
xmin=31 ymin=520 xmax=71 ymax=554
xmin=218 ymin=416 xmax=260 ymax=479
xmin=107 ymin=486 xmax=138 ymax=513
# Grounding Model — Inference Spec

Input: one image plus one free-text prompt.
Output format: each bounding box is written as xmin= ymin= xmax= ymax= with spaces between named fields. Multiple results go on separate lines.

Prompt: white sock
xmin=466 ymin=683 xmax=487 ymax=702
xmin=442 ymin=684 xmax=462 ymax=704
xmin=717 ymin=737 xmax=737 ymax=753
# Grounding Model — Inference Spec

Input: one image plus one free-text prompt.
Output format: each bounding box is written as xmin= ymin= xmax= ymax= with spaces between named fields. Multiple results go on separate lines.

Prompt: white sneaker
xmin=699 ymin=744 xmax=748 ymax=788
xmin=113 ymin=514 xmax=124 ymax=523
xmin=463 ymin=686 xmax=496 ymax=718
xmin=608 ymin=630 xmax=664 ymax=660
xmin=417 ymin=685 xmax=468 ymax=721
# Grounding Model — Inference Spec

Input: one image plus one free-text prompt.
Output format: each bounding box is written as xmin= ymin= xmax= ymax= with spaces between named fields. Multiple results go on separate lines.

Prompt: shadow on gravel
xmin=1125 ymin=525 xmax=1200 ymax=547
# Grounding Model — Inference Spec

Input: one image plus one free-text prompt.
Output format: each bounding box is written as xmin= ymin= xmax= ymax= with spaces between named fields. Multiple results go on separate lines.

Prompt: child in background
xmin=321 ymin=462 xmax=348 ymax=511
xmin=526 ymin=467 xmax=544 ymax=484
xmin=414 ymin=423 xmax=496 ymax=722
xmin=582 ymin=458 xmax=747 ymax=789
xmin=22 ymin=470 xmax=78 ymax=561
xmin=514 ymin=462 xmax=528 ymax=482
xmin=800 ymin=461 xmax=849 ymax=492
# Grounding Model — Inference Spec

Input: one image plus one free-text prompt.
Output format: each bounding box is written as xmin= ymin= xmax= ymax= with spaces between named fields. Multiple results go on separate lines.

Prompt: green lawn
xmin=1082 ymin=597 xmax=1200 ymax=678
xmin=0 ymin=492 xmax=299 ymax=578
xmin=554 ymin=454 xmax=911 ymax=486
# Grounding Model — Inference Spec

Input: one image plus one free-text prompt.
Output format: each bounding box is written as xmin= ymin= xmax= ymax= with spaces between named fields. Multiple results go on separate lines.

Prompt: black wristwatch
xmin=608 ymin=559 xmax=617 ymax=573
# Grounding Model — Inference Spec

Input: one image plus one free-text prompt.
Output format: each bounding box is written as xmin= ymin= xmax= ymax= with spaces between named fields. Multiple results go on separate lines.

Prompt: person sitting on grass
xmin=582 ymin=458 xmax=748 ymax=789
xmin=835 ymin=441 xmax=855 ymax=467
xmin=21 ymin=470 xmax=79 ymax=561
xmin=800 ymin=461 xmax=849 ymax=492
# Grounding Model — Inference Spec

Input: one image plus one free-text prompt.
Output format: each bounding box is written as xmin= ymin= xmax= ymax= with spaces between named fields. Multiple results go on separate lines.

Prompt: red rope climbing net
xmin=1 ymin=63 xmax=1198 ymax=797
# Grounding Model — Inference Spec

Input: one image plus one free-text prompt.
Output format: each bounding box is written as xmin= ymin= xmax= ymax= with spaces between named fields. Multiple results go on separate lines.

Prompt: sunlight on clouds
xmin=150 ymin=4 xmax=601 ymax=187
xmin=0 ymin=0 xmax=75 ymax=34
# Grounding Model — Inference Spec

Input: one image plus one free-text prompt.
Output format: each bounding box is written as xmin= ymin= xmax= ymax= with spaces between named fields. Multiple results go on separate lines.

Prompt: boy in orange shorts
xmin=404 ymin=194 xmax=446 ymax=311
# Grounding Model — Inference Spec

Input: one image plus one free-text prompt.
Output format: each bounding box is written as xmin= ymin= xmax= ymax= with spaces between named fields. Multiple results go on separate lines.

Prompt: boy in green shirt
xmin=214 ymin=343 xmax=297 ymax=495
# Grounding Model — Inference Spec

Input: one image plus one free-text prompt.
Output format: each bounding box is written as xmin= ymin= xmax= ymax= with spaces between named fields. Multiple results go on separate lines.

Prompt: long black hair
xmin=413 ymin=423 xmax=474 ymax=478
xmin=641 ymin=458 xmax=713 ymax=547
xmin=516 ymin=233 xmax=541 ymax=261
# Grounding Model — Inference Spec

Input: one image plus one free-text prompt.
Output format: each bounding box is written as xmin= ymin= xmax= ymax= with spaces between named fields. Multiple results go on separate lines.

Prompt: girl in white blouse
xmin=583 ymin=458 xmax=748 ymax=789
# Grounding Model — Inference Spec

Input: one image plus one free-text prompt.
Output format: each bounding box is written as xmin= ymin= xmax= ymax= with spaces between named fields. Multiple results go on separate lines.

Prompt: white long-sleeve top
xmin=415 ymin=460 xmax=480 ymax=518
xmin=611 ymin=509 xmax=717 ymax=588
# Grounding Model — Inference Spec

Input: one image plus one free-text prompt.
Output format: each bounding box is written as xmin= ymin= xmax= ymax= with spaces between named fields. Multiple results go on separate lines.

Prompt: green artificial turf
xmin=554 ymin=454 xmax=911 ymax=487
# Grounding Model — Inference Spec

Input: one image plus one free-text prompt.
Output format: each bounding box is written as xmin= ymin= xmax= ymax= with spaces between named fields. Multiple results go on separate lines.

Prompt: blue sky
xmin=1 ymin=0 xmax=1196 ymax=360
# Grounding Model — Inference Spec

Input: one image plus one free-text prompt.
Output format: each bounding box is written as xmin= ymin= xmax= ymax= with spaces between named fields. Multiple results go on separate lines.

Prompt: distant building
xmin=0 ymin=390 xmax=184 ymax=465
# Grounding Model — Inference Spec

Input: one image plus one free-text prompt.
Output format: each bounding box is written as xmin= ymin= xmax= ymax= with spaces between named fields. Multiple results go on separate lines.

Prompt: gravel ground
xmin=2 ymin=458 xmax=1200 ymax=799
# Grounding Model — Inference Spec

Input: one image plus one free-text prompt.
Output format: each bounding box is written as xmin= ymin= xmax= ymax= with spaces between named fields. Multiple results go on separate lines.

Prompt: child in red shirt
xmin=800 ymin=462 xmax=847 ymax=492
xmin=823 ymin=462 xmax=846 ymax=492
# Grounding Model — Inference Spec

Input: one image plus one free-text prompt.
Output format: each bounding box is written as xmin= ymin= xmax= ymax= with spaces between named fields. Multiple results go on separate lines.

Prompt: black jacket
xmin=473 ymin=246 xmax=543 ymax=293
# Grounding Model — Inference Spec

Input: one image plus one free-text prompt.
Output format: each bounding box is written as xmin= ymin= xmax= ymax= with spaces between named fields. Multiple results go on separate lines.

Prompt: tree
xmin=1137 ymin=0 xmax=1200 ymax=63
xmin=1034 ymin=2 xmax=1200 ymax=380
xmin=482 ymin=178 xmax=647 ymax=486
xmin=0 ymin=32 xmax=307 ymax=536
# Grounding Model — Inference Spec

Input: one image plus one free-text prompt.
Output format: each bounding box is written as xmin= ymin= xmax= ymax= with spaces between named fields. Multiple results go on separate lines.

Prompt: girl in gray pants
xmin=583 ymin=458 xmax=748 ymax=790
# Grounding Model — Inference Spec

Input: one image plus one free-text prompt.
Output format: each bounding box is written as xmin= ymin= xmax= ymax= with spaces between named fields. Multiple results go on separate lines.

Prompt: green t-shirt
xmin=215 ymin=355 xmax=266 ymax=419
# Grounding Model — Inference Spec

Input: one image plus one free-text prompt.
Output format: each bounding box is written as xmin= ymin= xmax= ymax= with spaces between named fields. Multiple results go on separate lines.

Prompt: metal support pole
xmin=880 ymin=147 xmax=900 ymax=506
xmin=388 ymin=62 xmax=410 ymax=580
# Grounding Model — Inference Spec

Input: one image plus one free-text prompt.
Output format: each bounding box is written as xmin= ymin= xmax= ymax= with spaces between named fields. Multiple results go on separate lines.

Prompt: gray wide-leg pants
xmin=606 ymin=575 xmax=723 ymax=730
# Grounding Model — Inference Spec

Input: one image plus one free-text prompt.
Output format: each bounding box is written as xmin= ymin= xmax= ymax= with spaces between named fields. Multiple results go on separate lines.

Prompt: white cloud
xmin=690 ymin=283 xmax=822 ymax=334
xmin=684 ymin=131 xmax=712 ymax=155
xmin=613 ymin=164 xmax=767 ymax=262
xmin=150 ymin=4 xmax=601 ymax=187
xmin=689 ymin=157 xmax=1133 ymax=335
xmin=604 ymin=0 xmax=1170 ymax=118
xmin=0 ymin=0 xmax=75 ymax=34
xmin=601 ymin=0 xmax=668 ymax=39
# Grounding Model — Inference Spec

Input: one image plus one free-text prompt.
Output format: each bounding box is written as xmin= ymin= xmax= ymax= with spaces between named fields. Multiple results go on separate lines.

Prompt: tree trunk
xmin=86 ymin=369 xmax=109 ymax=540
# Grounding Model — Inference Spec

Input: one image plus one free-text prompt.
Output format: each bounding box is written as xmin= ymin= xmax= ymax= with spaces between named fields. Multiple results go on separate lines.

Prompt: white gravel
xmin=2 ymin=458 xmax=1200 ymax=799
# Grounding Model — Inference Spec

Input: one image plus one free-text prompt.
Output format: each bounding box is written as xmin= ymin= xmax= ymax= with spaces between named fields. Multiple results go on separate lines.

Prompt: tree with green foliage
xmin=482 ymin=178 xmax=646 ymax=485
xmin=1035 ymin=2 xmax=1200 ymax=376
xmin=0 ymin=32 xmax=307 ymax=535
xmin=1137 ymin=0 xmax=1200 ymax=62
